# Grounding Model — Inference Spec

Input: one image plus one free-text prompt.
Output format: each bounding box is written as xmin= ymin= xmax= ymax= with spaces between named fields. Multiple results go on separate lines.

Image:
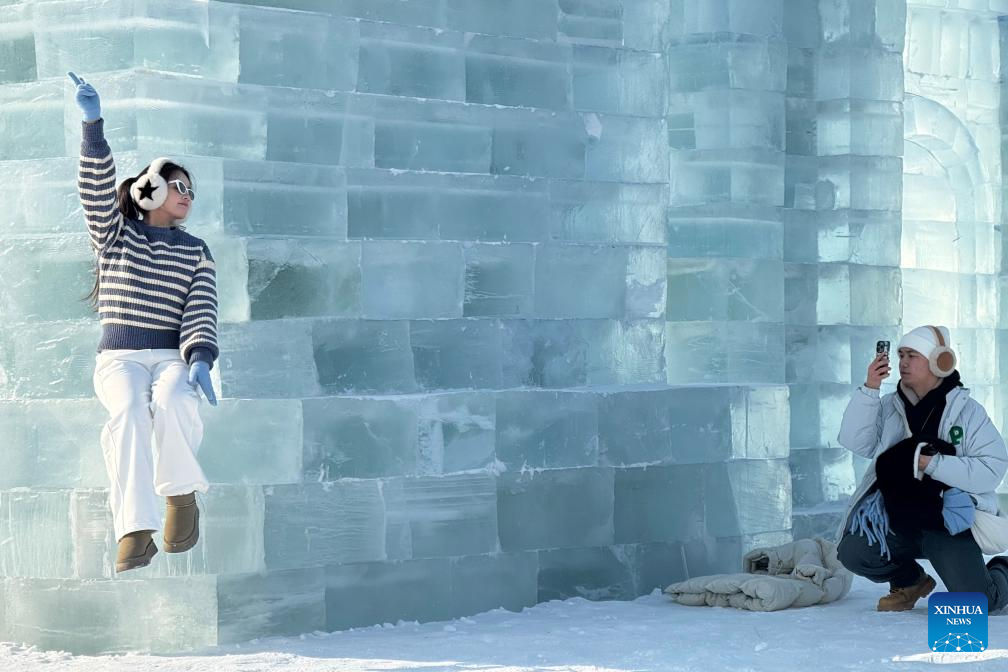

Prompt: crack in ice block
xmin=222 ymin=160 xmax=347 ymax=236
xmin=312 ymin=319 xmax=416 ymax=394
xmin=1 ymin=576 xmax=217 ymax=654
xmin=199 ymin=399 xmax=303 ymax=485
xmin=246 ymin=239 xmax=362 ymax=319
xmin=497 ymin=467 xmax=615 ymax=551
xmin=217 ymin=566 xmax=326 ymax=644
xmin=361 ymin=241 xmax=464 ymax=319
xmin=383 ymin=474 xmax=499 ymax=559
xmin=33 ymin=0 xmax=240 ymax=82
xmin=263 ymin=482 xmax=386 ymax=570
xmin=0 ymin=399 xmax=105 ymax=488
xmin=350 ymin=169 xmax=548 ymax=242
xmin=463 ymin=243 xmax=535 ymax=316
xmin=495 ymin=390 xmax=599 ymax=470
xmin=358 ymin=21 xmax=465 ymax=100
xmin=465 ymin=34 xmax=571 ymax=110
xmin=417 ymin=392 xmax=497 ymax=475
xmin=704 ymin=460 xmax=792 ymax=536
xmin=0 ymin=234 xmax=96 ymax=321
xmin=410 ymin=319 xmax=504 ymax=390
xmin=302 ymin=396 xmax=419 ymax=480
xmin=238 ymin=7 xmax=358 ymax=89
xmin=614 ymin=465 xmax=705 ymax=544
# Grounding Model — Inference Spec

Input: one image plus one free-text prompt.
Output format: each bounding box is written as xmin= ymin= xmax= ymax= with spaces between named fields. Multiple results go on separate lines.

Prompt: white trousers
xmin=92 ymin=349 xmax=210 ymax=541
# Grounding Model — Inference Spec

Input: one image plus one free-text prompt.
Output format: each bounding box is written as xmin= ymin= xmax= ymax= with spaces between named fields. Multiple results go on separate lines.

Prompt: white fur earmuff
xmin=129 ymin=157 xmax=172 ymax=211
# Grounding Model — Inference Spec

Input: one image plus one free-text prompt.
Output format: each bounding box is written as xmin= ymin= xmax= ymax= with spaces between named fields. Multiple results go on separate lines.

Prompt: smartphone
xmin=876 ymin=340 xmax=890 ymax=359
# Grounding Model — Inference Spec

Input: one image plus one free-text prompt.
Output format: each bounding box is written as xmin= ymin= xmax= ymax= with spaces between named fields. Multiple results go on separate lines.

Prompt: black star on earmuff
xmin=129 ymin=157 xmax=172 ymax=211
xmin=137 ymin=181 xmax=159 ymax=202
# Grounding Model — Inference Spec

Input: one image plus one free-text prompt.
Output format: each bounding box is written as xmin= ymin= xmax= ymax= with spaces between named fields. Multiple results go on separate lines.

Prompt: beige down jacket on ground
xmin=664 ymin=537 xmax=853 ymax=611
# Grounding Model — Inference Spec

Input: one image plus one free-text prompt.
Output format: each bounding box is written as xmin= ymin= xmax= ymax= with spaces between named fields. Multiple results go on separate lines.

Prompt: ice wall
xmin=1 ymin=0 xmax=1002 ymax=655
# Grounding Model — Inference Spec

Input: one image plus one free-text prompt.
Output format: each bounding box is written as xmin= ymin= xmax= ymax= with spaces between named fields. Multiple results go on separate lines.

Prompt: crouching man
xmin=835 ymin=325 xmax=1008 ymax=612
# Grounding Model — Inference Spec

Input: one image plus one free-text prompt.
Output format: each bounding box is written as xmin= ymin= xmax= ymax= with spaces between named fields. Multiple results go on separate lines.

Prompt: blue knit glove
xmin=942 ymin=487 xmax=975 ymax=535
xmin=67 ymin=71 xmax=101 ymax=122
xmin=187 ymin=360 xmax=218 ymax=406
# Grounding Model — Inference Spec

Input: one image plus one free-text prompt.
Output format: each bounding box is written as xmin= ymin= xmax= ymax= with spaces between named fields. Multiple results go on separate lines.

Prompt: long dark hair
xmin=83 ymin=160 xmax=192 ymax=310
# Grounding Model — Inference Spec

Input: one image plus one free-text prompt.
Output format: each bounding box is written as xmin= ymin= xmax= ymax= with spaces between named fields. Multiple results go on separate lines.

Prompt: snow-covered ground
xmin=3 ymin=568 xmax=1007 ymax=671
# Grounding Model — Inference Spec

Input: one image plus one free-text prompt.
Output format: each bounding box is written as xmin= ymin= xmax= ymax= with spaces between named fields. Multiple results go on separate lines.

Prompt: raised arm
xmin=71 ymin=72 xmax=124 ymax=252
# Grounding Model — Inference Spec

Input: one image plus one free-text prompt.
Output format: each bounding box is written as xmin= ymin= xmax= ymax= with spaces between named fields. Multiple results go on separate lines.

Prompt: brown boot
xmin=116 ymin=530 xmax=157 ymax=573
xmin=163 ymin=492 xmax=200 ymax=553
xmin=877 ymin=572 xmax=936 ymax=612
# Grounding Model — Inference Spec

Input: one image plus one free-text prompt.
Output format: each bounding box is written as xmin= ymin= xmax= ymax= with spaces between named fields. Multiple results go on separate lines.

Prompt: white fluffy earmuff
xmin=129 ymin=157 xmax=172 ymax=211
xmin=927 ymin=325 xmax=957 ymax=378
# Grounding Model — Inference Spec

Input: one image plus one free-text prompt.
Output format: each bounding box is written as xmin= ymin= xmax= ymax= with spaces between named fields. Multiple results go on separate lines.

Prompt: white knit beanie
xmin=898 ymin=325 xmax=956 ymax=376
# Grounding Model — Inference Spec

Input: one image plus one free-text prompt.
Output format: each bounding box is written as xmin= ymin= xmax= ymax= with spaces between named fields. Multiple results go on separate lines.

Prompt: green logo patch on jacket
xmin=950 ymin=425 xmax=964 ymax=446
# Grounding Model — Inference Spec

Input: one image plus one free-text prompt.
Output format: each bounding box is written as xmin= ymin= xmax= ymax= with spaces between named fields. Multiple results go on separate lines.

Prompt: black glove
xmin=919 ymin=438 xmax=956 ymax=457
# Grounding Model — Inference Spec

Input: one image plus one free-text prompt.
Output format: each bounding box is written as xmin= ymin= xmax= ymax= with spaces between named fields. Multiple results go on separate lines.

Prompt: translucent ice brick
xmin=572 ymin=46 xmax=665 ymax=116
xmin=199 ymin=399 xmax=303 ymax=485
xmin=361 ymin=241 xmax=464 ymax=319
xmin=559 ymin=0 xmax=623 ymax=47
xmin=325 ymin=558 xmax=452 ymax=630
xmin=584 ymin=113 xmax=667 ymax=183
xmin=0 ymin=320 xmax=101 ymax=399
xmin=358 ymin=22 xmax=464 ymax=100
xmin=0 ymin=235 xmax=95 ymax=321
xmin=217 ymin=319 xmax=321 ymax=399
xmin=301 ymin=396 xmax=419 ymax=480
xmin=449 ymin=552 xmax=538 ymax=614
xmin=666 ymin=258 xmax=784 ymax=322
xmin=0 ymin=4 xmax=36 ymax=84
xmin=665 ymin=321 xmax=785 ymax=384
xmin=0 ymin=158 xmax=80 ymax=235
xmin=613 ymin=465 xmax=705 ymax=543
xmin=311 ymin=319 xmax=417 ymax=394
xmin=463 ymin=243 xmax=535 ymax=316
xmin=465 ymin=34 xmax=571 ymax=110
xmin=383 ymin=474 xmax=499 ymax=559
xmin=491 ymin=111 xmax=587 ymax=178
xmin=238 ymin=8 xmax=358 ymax=90
xmin=263 ymin=482 xmax=385 ymax=570
xmin=497 ymin=467 xmax=614 ymax=551
xmin=265 ymin=88 xmax=373 ymax=166
xmin=494 ymin=390 xmax=599 ymax=470
xmin=550 ymin=181 xmax=666 ymax=244
xmin=0 ymin=399 xmax=105 ymax=488
xmin=534 ymin=245 xmax=626 ymax=318
xmin=416 ymin=392 xmax=496 ymax=475
xmin=34 ymin=0 xmax=240 ymax=82
xmin=537 ymin=545 xmax=633 ymax=601
xmin=409 ymin=319 xmax=504 ymax=390
xmin=245 ymin=239 xmax=361 ymax=319
xmin=667 ymin=204 xmax=782 ymax=259
xmin=0 ymin=489 xmax=73 ymax=578
xmin=0 ymin=79 xmax=64 ymax=160
xmin=445 ymin=0 xmax=558 ymax=40
xmin=222 ymin=160 xmax=348 ymax=236
xmin=705 ymin=460 xmax=792 ymax=536
xmin=218 ymin=566 xmax=326 ymax=644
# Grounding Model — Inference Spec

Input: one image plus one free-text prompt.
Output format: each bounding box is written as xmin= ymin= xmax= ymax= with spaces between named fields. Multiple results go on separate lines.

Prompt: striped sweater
xmin=79 ymin=120 xmax=218 ymax=367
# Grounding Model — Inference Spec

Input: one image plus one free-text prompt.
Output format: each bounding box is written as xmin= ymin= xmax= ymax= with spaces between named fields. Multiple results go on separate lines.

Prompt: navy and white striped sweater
xmin=79 ymin=120 xmax=218 ymax=367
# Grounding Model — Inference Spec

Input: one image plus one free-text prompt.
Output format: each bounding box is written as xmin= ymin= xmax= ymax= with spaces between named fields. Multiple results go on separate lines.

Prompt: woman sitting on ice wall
xmin=835 ymin=325 xmax=1008 ymax=612
xmin=71 ymin=71 xmax=219 ymax=573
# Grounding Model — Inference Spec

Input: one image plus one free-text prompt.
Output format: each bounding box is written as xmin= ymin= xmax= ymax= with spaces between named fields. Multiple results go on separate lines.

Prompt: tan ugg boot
xmin=116 ymin=530 xmax=157 ymax=573
xmin=877 ymin=573 xmax=936 ymax=612
xmin=163 ymin=492 xmax=199 ymax=553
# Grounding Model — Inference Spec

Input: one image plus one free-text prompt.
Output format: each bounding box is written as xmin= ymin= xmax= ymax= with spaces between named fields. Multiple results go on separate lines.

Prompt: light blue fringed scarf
xmin=848 ymin=490 xmax=892 ymax=560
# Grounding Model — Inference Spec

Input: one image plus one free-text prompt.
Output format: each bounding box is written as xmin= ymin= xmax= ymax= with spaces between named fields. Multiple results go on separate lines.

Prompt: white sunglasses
xmin=168 ymin=179 xmax=196 ymax=201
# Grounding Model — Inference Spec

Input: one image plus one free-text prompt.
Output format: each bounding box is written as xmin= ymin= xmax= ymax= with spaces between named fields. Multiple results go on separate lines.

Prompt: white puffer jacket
xmin=834 ymin=383 xmax=1008 ymax=543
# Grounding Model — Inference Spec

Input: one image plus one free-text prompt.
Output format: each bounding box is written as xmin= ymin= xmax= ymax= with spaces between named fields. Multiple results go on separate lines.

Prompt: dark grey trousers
xmin=837 ymin=527 xmax=1008 ymax=612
